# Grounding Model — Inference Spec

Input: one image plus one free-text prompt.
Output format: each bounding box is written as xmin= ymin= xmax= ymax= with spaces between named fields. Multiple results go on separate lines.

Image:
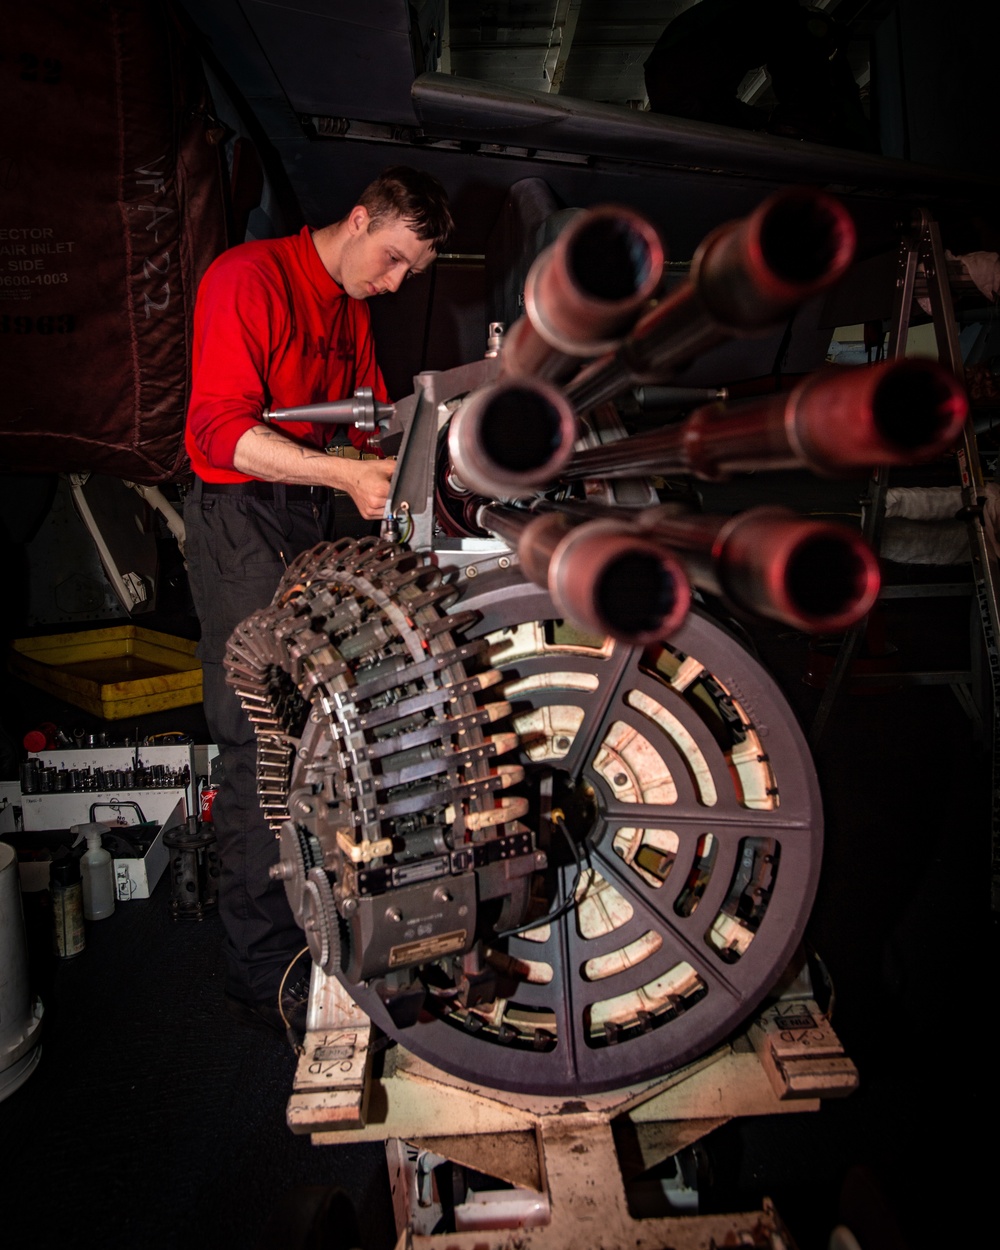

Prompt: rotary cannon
xmin=224 ymin=188 xmax=966 ymax=1097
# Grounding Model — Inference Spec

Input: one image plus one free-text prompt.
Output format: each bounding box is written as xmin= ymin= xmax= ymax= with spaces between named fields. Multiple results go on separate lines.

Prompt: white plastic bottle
xmin=72 ymin=822 xmax=116 ymax=921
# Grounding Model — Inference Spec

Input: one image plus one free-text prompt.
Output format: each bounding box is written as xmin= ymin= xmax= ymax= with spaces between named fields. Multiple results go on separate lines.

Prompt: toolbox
xmin=105 ymin=799 xmax=182 ymax=902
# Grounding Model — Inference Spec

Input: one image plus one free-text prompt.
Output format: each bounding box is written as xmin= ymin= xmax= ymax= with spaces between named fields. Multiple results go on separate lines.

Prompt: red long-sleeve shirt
xmin=185 ymin=225 xmax=387 ymax=483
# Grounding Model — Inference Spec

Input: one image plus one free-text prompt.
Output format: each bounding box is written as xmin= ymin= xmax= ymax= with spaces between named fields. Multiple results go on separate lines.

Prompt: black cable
xmin=494 ymin=814 xmax=586 ymax=940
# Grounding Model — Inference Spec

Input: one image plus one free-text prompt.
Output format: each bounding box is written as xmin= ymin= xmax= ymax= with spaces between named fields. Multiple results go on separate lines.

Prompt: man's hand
xmin=342 ymin=457 xmax=395 ymax=519
xmin=232 ymin=426 xmax=396 ymax=519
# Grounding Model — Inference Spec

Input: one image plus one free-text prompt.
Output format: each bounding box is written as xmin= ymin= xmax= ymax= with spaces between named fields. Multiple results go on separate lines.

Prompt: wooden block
xmin=287 ymin=1089 xmax=369 ymax=1132
xmin=287 ymin=1026 xmax=372 ymax=1133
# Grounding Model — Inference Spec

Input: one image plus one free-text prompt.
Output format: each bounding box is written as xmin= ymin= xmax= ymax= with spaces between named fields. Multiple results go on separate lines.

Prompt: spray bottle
xmin=71 ymin=822 xmax=116 ymax=921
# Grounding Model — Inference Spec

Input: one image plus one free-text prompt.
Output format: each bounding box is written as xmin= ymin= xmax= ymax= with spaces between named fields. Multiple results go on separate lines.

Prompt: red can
xmin=199 ymin=787 xmax=218 ymax=824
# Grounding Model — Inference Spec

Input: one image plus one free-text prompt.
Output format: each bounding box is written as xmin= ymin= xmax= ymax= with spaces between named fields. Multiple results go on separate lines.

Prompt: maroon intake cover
xmin=0 ymin=2 xmax=229 ymax=482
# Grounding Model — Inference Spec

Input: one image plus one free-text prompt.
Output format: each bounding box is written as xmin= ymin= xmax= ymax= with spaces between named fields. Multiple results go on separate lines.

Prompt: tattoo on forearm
xmin=249 ymin=424 xmax=326 ymax=462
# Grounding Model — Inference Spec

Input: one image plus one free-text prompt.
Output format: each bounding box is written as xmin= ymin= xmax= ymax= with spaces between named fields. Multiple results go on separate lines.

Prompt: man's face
xmin=339 ymin=208 xmax=437 ymax=300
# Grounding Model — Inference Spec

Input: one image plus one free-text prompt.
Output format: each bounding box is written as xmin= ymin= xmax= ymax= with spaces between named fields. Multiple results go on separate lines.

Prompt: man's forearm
xmin=231 ymin=424 xmax=394 ymax=520
xmin=233 ymin=424 xmax=357 ymax=489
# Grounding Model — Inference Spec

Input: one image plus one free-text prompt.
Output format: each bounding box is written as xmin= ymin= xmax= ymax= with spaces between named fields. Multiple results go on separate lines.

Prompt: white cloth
xmin=917 ymin=249 xmax=1000 ymax=314
xmin=881 ymin=483 xmax=1000 ymax=563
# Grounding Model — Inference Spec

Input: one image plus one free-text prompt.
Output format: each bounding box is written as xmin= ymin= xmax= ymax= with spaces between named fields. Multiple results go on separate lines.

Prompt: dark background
xmin=1 ymin=3 xmax=995 ymax=1247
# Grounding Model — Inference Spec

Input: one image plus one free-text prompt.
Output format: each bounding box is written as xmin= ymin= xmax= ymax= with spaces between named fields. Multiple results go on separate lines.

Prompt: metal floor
xmin=0 ymin=587 xmax=985 ymax=1250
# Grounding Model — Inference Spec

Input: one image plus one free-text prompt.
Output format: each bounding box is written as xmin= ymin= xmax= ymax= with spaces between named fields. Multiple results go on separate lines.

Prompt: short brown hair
xmin=358 ymin=166 xmax=453 ymax=249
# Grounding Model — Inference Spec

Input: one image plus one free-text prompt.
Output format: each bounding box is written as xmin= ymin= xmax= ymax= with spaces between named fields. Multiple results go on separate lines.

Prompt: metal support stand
xmin=289 ymin=970 xmax=856 ymax=1249
xmin=809 ymin=210 xmax=1000 ymax=909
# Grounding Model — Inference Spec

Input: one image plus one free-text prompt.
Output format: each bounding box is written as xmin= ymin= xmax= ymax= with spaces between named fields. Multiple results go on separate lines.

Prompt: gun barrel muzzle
xmin=503 ymin=205 xmax=665 ymax=380
xmin=548 ymin=519 xmax=691 ymax=644
xmin=479 ymin=506 xmax=690 ymax=644
xmin=448 ymin=377 xmax=578 ymax=499
xmin=642 ymin=506 xmax=881 ymax=633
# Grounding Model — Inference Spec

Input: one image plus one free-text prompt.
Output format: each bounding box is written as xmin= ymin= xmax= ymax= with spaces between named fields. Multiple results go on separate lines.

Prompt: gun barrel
xmin=641 ymin=506 xmax=881 ymax=633
xmin=476 ymin=502 xmax=546 ymax=556
xmin=502 ymin=205 xmax=665 ymax=381
xmin=565 ymin=187 xmax=857 ymax=411
xmin=479 ymin=505 xmax=691 ymax=644
xmin=562 ymin=359 xmax=967 ymax=482
xmin=538 ymin=498 xmax=880 ymax=633
xmin=447 ymin=377 xmax=578 ymax=499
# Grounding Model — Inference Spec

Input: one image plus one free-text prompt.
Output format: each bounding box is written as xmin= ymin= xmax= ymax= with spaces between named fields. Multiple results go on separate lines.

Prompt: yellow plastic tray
xmin=9 ymin=626 xmax=202 ymax=720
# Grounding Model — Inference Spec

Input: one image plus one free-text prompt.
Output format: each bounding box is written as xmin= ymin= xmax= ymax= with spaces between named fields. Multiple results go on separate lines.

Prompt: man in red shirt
xmin=184 ymin=167 xmax=453 ymax=1040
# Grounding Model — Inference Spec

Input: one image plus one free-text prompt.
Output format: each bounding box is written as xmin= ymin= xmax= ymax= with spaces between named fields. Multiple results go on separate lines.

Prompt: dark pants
xmin=183 ymin=480 xmax=332 ymax=1003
